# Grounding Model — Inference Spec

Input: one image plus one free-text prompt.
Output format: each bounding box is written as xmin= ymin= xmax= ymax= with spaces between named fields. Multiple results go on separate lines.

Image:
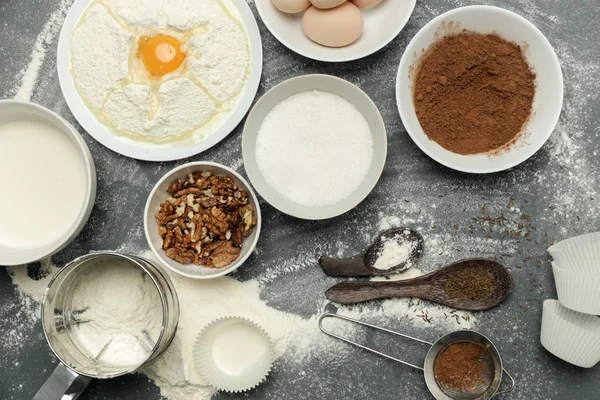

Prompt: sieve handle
xmin=495 ymin=368 xmax=516 ymax=396
xmin=318 ymin=313 xmax=432 ymax=371
xmin=33 ymin=363 xmax=92 ymax=400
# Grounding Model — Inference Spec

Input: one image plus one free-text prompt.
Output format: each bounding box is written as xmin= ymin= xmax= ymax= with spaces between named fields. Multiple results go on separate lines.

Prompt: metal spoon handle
xmin=325 ymin=280 xmax=432 ymax=304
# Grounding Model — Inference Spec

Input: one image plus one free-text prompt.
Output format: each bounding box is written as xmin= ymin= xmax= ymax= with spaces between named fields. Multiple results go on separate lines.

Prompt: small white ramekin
xmin=0 ymin=100 xmax=96 ymax=266
xmin=192 ymin=317 xmax=274 ymax=392
xmin=144 ymin=161 xmax=261 ymax=279
xmin=548 ymin=232 xmax=600 ymax=274
xmin=540 ymin=300 xmax=600 ymax=368
xmin=551 ymin=262 xmax=600 ymax=315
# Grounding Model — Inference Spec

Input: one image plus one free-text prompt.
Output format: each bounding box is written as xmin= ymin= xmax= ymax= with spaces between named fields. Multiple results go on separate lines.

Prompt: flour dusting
xmin=11 ymin=0 xmax=74 ymax=101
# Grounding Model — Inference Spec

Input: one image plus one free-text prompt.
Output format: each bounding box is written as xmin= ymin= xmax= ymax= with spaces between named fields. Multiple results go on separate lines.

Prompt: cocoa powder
xmin=434 ymin=341 xmax=491 ymax=393
xmin=413 ymin=32 xmax=536 ymax=155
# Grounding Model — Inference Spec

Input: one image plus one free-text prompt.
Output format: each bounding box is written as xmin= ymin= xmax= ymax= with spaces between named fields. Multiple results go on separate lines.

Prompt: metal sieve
xmin=319 ymin=313 xmax=515 ymax=400
xmin=33 ymin=252 xmax=179 ymax=400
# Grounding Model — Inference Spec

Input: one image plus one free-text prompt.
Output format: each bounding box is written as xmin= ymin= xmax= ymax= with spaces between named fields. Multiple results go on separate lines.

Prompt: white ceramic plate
xmin=0 ymin=101 xmax=96 ymax=266
xmin=396 ymin=5 xmax=564 ymax=174
xmin=144 ymin=162 xmax=261 ymax=279
xmin=255 ymin=0 xmax=416 ymax=62
xmin=57 ymin=0 xmax=263 ymax=161
xmin=242 ymin=74 xmax=387 ymax=220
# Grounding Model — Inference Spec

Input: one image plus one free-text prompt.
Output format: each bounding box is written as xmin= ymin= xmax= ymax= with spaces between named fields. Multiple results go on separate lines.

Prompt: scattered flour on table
xmin=11 ymin=0 xmax=74 ymax=101
xmin=3 ymin=259 xmax=60 ymax=352
xmin=7 ymin=247 xmax=475 ymax=400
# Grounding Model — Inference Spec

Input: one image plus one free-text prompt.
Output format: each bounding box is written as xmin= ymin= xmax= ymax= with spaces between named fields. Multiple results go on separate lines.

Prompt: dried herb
xmin=434 ymin=342 xmax=491 ymax=393
xmin=442 ymin=267 xmax=497 ymax=301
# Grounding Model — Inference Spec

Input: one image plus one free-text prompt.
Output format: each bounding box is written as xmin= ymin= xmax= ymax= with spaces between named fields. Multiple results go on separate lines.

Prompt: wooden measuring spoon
xmin=325 ymin=258 xmax=513 ymax=311
xmin=319 ymin=228 xmax=424 ymax=277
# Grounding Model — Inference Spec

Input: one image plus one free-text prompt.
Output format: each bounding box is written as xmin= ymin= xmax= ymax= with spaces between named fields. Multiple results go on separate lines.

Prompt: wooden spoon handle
xmin=325 ymin=280 xmax=432 ymax=304
xmin=319 ymin=255 xmax=374 ymax=277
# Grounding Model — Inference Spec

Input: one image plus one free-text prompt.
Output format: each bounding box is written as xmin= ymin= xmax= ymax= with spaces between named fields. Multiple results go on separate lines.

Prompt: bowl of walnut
xmin=144 ymin=162 xmax=261 ymax=279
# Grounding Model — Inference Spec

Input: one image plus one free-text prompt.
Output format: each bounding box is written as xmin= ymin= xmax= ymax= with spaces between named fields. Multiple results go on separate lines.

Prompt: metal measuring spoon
xmin=325 ymin=258 xmax=513 ymax=311
xmin=319 ymin=228 xmax=425 ymax=277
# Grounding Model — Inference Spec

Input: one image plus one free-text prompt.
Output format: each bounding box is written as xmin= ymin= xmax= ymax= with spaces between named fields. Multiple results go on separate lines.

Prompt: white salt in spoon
xmin=319 ymin=228 xmax=424 ymax=277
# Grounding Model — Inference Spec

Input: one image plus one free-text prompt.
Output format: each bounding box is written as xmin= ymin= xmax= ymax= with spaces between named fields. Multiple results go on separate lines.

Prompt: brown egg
xmin=351 ymin=0 xmax=384 ymax=8
xmin=271 ymin=0 xmax=311 ymax=14
xmin=302 ymin=3 xmax=363 ymax=48
xmin=310 ymin=0 xmax=346 ymax=9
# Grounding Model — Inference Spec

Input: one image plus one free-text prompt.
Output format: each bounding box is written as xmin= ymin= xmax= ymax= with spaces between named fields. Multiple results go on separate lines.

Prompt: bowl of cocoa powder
xmin=396 ymin=5 xmax=563 ymax=173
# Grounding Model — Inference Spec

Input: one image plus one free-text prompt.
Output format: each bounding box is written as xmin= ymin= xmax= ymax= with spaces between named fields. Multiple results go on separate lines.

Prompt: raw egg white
xmin=138 ymin=35 xmax=186 ymax=76
xmin=351 ymin=0 xmax=384 ymax=8
xmin=302 ymin=3 xmax=363 ymax=48
xmin=271 ymin=0 xmax=311 ymax=14
xmin=310 ymin=0 xmax=346 ymax=9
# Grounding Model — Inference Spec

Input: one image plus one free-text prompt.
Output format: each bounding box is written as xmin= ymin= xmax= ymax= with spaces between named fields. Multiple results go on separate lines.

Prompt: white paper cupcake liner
xmin=552 ymin=262 xmax=600 ymax=315
xmin=192 ymin=316 xmax=274 ymax=393
xmin=548 ymin=232 xmax=600 ymax=273
xmin=540 ymin=300 xmax=600 ymax=368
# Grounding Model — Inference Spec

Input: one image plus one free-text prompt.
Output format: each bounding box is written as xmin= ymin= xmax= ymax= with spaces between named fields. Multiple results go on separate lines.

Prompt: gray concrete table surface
xmin=1 ymin=0 xmax=600 ymax=399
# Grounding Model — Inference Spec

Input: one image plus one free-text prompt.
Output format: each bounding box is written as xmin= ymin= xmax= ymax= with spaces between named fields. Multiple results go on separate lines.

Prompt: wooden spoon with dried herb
xmin=325 ymin=259 xmax=513 ymax=311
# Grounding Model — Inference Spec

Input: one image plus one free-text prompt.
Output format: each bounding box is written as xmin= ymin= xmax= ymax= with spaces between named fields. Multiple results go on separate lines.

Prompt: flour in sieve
xmin=255 ymin=90 xmax=374 ymax=207
xmin=68 ymin=258 xmax=163 ymax=367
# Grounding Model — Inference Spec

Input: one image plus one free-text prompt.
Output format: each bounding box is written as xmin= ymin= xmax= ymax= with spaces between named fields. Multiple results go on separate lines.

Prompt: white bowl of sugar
xmin=242 ymin=74 xmax=387 ymax=220
xmin=0 ymin=101 xmax=96 ymax=266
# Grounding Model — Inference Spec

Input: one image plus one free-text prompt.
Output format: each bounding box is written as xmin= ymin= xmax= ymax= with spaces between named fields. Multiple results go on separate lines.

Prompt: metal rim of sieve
xmin=40 ymin=251 xmax=179 ymax=379
xmin=318 ymin=313 xmax=515 ymax=400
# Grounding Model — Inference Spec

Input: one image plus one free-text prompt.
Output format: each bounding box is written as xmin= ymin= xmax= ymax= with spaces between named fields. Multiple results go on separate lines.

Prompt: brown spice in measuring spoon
xmin=413 ymin=32 xmax=536 ymax=155
xmin=442 ymin=267 xmax=497 ymax=301
xmin=434 ymin=341 xmax=491 ymax=393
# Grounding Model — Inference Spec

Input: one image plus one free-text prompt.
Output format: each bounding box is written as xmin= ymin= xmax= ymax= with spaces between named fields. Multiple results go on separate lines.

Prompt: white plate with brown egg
xmin=256 ymin=0 xmax=416 ymax=62
xmin=57 ymin=0 xmax=263 ymax=161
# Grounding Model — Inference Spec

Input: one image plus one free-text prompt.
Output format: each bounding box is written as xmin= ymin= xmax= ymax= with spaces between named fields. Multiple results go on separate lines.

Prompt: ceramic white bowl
xmin=551 ymin=262 xmax=600 ymax=315
xmin=144 ymin=162 xmax=261 ymax=279
xmin=0 ymin=101 xmax=96 ymax=266
xmin=396 ymin=5 xmax=563 ymax=174
xmin=540 ymin=299 xmax=600 ymax=368
xmin=548 ymin=232 xmax=600 ymax=274
xmin=242 ymin=74 xmax=387 ymax=220
xmin=255 ymin=0 xmax=416 ymax=62
xmin=58 ymin=0 xmax=263 ymax=161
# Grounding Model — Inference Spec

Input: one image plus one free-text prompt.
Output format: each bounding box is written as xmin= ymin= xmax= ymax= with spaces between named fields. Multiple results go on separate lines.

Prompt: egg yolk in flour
xmin=138 ymin=35 xmax=186 ymax=76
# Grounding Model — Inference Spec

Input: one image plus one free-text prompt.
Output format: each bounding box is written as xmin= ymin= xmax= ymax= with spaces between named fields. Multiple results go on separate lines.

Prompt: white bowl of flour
xmin=242 ymin=74 xmax=387 ymax=220
xmin=57 ymin=0 xmax=263 ymax=161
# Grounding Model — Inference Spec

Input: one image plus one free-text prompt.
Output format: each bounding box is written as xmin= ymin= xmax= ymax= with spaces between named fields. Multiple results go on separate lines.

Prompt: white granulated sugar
xmin=68 ymin=258 xmax=163 ymax=367
xmin=372 ymin=232 xmax=416 ymax=270
xmin=255 ymin=90 xmax=374 ymax=207
xmin=11 ymin=0 xmax=74 ymax=101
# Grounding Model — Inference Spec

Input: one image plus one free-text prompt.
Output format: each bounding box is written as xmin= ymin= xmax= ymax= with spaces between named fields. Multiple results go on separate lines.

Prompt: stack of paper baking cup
xmin=541 ymin=232 xmax=600 ymax=367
